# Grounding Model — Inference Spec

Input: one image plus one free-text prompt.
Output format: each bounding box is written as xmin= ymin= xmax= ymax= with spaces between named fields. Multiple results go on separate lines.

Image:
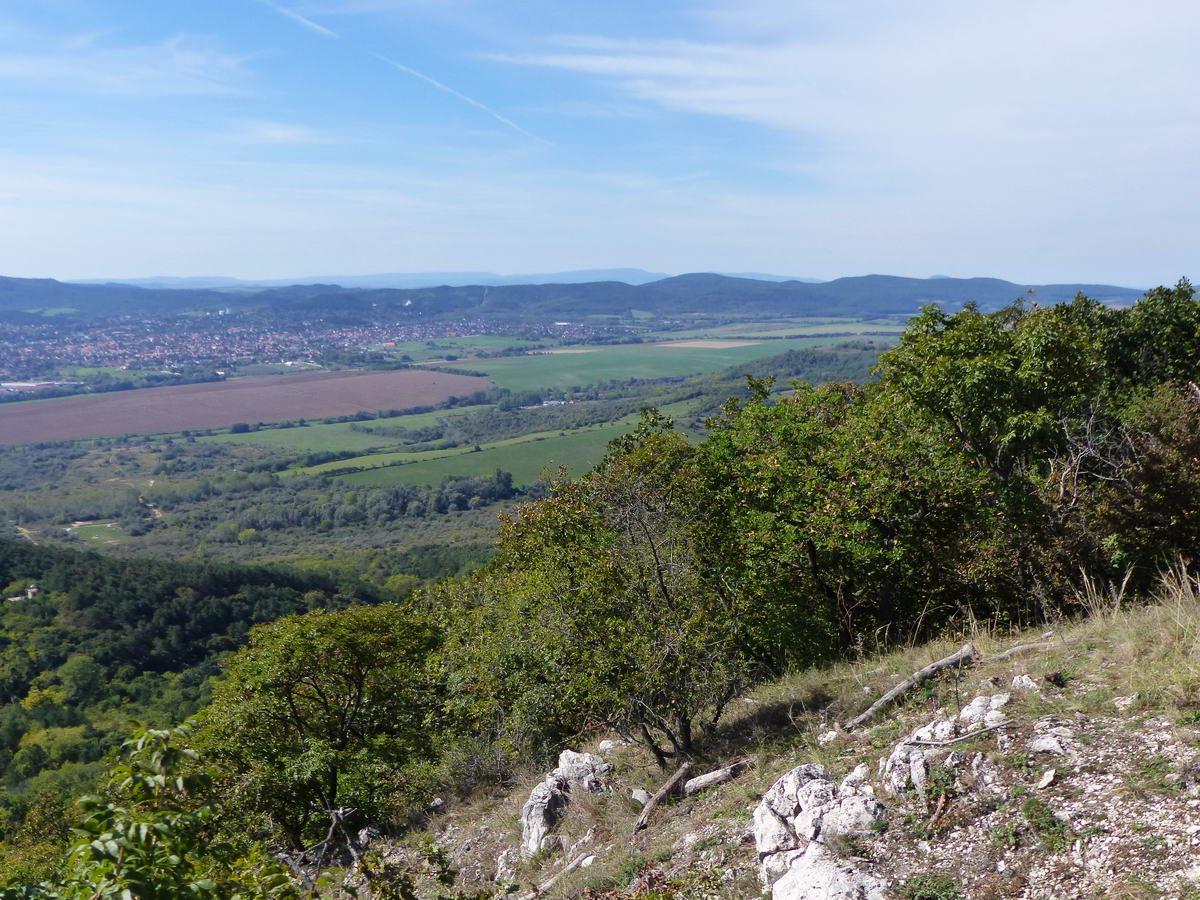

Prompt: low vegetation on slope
xmin=424 ymin=563 xmax=1200 ymax=898
xmin=1 ymin=281 xmax=1197 ymax=896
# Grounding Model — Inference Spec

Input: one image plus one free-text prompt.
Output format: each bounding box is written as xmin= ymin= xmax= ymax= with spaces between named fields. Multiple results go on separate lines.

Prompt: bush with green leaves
xmin=434 ymin=416 xmax=757 ymax=767
xmin=196 ymin=604 xmax=441 ymax=849
xmin=0 ymin=724 xmax=295 ymax=899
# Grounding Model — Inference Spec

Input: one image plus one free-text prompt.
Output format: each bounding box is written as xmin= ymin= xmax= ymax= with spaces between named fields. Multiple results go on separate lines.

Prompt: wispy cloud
xmin=371 ymin=53 xmax=539 ymax=140
xmin=516 ymin=99 xmax=658 ymax=120
xmin=0 ymin=33 xmax=249 ymax=96
xmin=258 ymin=0 xmax=340 ymax=38
xmin=496 ymin=1 xmax=1200 ymax=196
xmin=257 ymin=0 xmax=539 ymax=140
xmin=234 ymin=120 xmax=328 ymax=144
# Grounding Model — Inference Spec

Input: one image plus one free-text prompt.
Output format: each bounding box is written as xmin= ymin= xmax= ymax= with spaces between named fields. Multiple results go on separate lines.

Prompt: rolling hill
xmin=0 ymin=272 xmax=1149 ymax=322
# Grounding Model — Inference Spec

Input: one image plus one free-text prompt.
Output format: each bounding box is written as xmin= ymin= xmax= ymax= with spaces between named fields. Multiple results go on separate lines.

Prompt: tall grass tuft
xmin=1073 ymin=567 xmax=1133 ymax=621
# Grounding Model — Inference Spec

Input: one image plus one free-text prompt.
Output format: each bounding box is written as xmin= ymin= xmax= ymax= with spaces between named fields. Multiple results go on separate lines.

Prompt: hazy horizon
xmin=57 ymin=268 xmax=1154 ymax=291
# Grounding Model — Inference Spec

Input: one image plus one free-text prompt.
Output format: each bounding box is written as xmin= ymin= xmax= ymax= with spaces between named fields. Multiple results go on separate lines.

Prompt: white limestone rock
xmin=1012 ymin=673 xmax=1041 ymax=692
xmin=771 ymin=843 xmax=888 ymax=900
xmin=878 ymin=694 xmax=1011 ymax=798
xmin=1028 ymin=718 xmax=1082 ymax=764
xmin=519 ymin=779 xmax=567 ymax=858
xmin=549 ymin=749 xmax=612 ymax=792
xmin=493 ymin=849 xmax=517 ymax=883
xmin=754 ymin=763 xmax=886 ymax=897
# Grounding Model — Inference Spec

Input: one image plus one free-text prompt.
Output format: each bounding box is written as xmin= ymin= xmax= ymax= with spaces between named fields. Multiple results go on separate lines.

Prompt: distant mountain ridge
xmin=71 ymin=268 xmax=675 ymax=291
xmin=1 ymin=272 xmax=1150 ymax=322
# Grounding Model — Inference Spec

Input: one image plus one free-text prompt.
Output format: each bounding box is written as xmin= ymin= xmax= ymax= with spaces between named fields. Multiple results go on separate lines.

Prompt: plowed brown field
xmin=0 ymin=369 xmax=494 ymax=444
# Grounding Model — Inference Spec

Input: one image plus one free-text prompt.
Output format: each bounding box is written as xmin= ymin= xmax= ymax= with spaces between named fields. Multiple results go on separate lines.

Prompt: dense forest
xmin=0 ymin=542 xmax=403 ymax=837
xmin=1 ymin=282 xmax=1198 ymax=896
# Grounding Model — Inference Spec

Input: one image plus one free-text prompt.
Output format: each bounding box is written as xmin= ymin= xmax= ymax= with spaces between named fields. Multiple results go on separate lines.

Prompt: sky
xmin=0 ymin=0 xmax=1195 ymax=286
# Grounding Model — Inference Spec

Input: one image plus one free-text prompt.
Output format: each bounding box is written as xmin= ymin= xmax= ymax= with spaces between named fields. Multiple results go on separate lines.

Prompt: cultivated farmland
xmin=325 ymin=398 xmax=700 ymax=487
xmin=453 ymin=336 xmax=842 ymax=392
xmin=0 ymin=370 xmax=494 ymax=444
xmin=201 ymin=404 xmax=493 ymax=452
xmin=335 ymin=422 xmax=632 ymax=487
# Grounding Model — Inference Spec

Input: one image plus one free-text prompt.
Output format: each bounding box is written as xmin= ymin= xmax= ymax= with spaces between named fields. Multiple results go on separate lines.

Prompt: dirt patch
xmin=654 ymin=339 xmax=762 ymax=349
xmin=0 ymin=370 xmax=494 ymax=444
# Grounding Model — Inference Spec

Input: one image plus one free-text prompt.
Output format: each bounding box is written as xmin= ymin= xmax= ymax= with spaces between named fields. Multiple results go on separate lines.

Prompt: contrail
xmin=256 ymin=1 xmax=539 ymax=140
xmin=371 ymin=53 xmax=539 ymax=140
xmin=259 ymin=0 xmax=340 ymax=38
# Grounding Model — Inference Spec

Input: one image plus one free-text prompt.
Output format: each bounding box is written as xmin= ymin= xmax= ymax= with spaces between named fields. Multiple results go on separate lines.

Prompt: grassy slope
xmin=415 ymin=567 xmax=1200 ymax=898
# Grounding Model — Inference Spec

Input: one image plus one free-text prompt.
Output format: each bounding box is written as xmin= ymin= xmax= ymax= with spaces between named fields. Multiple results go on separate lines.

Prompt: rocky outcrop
xmin=518 ymin=750 xmax=612 ymax=858
xmin=878 ymin=692 xmax=1011 ymax=799
xmin=754 ymin=763 xmax=888 ymax=899
xmin=549 ymin=749 xmax=612 ymax=791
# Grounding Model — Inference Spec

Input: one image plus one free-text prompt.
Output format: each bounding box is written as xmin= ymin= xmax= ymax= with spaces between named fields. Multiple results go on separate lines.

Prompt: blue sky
xmin=0 ymin=0 xmax=1195 ymax=285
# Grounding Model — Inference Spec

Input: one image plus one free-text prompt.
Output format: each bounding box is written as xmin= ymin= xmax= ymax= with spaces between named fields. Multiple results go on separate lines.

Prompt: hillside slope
xmin=403 ymin=568 xmax=1200 ymax=899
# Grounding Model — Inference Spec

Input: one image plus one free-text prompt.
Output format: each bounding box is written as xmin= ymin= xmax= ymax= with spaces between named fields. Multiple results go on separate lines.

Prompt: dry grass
xmin=1072 ymin=567 xmax=1134 ymax=621
xmin=415 ymin=563 xmax=1200 ymax=897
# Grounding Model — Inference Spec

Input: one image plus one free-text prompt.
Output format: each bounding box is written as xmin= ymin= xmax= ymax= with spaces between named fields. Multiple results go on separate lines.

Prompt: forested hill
xmin=0 ymin=272 xmax=1146 ymax=322
xmin=0 ymin=276 xmax=229 ymax=319
xmin=0 ymin=540 xmax=389 ymax=825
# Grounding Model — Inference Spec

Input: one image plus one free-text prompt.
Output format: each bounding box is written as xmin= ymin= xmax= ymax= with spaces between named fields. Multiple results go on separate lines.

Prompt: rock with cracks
xmin=518 ymin=749 xmax=612 ymax=858
xmin=549 ymin=749 xmax=612 ymax=791
xmin=754 ymin=763 xmax=887 ymax=899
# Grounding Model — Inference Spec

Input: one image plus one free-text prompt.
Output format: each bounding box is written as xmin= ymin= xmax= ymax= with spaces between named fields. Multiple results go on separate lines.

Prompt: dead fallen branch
xmin=683 ymin=758 xmax=753 ymax=796
xmin=980 ymin=639 xmax=1078 ymax=665
xmin=844 ymin=644 xmax=978 ymax=730
xmin=903 ymin=720 xmax=1010 ymax=747
xmin=844 ymin=637 xmax=1081 ymax=731
xmin=631 ymin=762 xmax=693 ymax=837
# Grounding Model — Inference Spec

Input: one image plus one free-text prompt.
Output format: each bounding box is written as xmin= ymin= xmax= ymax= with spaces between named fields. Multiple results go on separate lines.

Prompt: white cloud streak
xmin=258 ymin=0 xmax=340 ymax=38
xmin=234 ymin=120 xmax=328 ymax=144
xmin=482 ymin=0 xmax=1199 ymax=282
xmin=257 ymin=0 xmax=539 ymax=140
xmin=370 ymin=53 xmax=539 ymax=140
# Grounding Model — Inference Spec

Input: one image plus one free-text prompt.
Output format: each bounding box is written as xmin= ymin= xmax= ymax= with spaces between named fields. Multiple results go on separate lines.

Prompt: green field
xmin=202 ymin=405 xmax=492 ymax=452
xmin=69 ymin=522 xmax=132 ymax=545
xmin=324 ymin=398 xmax=704 ymax=487
xmin=647 ymin=318 xmax=907 ymax=340
xmin=335 ymin=422 xmax=633 ymax=487
xmin=448 ymin=337 xmax=840 ymax=392
xmin=295 ymin=417 xmax=634 ymax=476
xmin=69 ymin=366 xmax=167 ymax=376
